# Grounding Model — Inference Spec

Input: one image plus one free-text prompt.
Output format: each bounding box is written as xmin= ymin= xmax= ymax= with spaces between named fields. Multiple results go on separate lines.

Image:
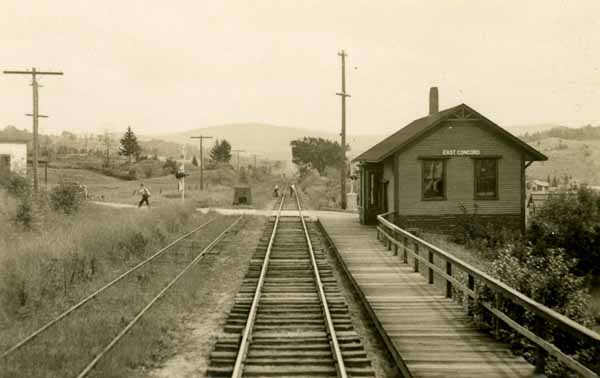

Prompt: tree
xmin=209 ymin=139 xmax=232 ymax=163
xmin=118 ymin=126 xmax=142 ymax=164
xmin=192 ymin=155 xmax=199 ymax=167
xmin=290 ymin=137 xmax=346 ymax=176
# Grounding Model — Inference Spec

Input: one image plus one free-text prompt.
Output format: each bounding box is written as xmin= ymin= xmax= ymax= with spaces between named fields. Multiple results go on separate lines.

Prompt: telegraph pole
xmin=232 ymin=149 xmax=245 ymax=171
xmin=336 ymin=51 xmax=351 ymax=210
xmin=4 ymin=68 xmax=63 ymax=192
xmin=190 ymin=135 xmax=213 ymax=190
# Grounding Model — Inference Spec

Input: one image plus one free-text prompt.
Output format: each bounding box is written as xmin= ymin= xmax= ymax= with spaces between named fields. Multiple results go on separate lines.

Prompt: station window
xmin=422 ymin=159 xmax=445 ymax=200
xmin=474 ymin=158 xmax=498 ymax=199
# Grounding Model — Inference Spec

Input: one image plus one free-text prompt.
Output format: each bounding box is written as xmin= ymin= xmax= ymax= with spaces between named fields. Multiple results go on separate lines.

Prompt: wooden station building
xmin=354 ymin=88 xmax=547 ymax=233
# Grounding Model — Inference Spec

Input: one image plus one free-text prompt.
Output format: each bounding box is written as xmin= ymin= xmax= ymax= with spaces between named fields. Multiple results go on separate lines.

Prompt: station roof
xmin=353 ymin=103 xmax=547 ymax=163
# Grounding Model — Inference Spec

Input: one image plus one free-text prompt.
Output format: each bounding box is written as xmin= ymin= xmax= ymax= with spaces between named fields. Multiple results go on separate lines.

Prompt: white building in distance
xmin=0 ymin=137 xmax=29 ymax=176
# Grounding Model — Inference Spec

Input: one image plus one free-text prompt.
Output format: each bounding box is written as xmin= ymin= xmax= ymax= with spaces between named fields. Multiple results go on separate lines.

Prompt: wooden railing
xmin=377 ymin=211 xmax=600 ymax=378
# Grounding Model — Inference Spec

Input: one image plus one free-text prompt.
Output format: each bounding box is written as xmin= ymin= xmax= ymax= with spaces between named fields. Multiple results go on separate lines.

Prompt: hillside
xmin=526 ymin=137 xmax=600 ymax=185
xmin=145 ymin=123 xmax=386 ymax=164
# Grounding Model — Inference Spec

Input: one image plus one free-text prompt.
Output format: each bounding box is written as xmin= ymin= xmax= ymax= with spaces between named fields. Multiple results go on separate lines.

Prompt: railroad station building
xmin=0 ymin=137 xmax=28 ymax=176
xmin=354 ymin=88 xmax=547 ymax=233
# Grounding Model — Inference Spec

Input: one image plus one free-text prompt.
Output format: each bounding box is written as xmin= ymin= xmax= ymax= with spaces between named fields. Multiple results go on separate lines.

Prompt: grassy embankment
xmin=0 ymin=167 xmax=276 ymax=377
xmin=41 ymin=165 xmax=281 ymax=210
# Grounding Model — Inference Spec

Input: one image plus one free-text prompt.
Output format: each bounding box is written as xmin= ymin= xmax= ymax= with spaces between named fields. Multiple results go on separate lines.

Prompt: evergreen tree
xmin=118 ymin=126 xmax=142 ymax=164
xmin=209 ymin=139 xmax=232 ymax=163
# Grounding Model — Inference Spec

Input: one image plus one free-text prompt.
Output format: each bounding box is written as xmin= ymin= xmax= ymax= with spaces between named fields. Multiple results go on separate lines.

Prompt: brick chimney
xmin=429 ymin=87 xmax=439 ymax=115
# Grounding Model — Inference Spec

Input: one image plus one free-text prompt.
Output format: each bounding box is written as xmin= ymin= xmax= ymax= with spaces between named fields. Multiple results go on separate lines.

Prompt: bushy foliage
xmin=0 ymin=173 xmax=31 ymax=198
xmin=162 ymin=158 xmax=178 ymax=175
xmin=529 ymin=187 xmax=600 ymax=276
xmin=118 ymin=126 xmax=142 ymax=164
xmin=453 ymin=204 xmax=518 ymax=256
xmin=291 ymin=137 xmax=346 ymax=176
xmin=49 ymin=181 xmax=84 ymax=214
xmin=209 ymin=139 xmax=232 ymax=163
xmin=486 ymin=245 xmax=597 ymax=376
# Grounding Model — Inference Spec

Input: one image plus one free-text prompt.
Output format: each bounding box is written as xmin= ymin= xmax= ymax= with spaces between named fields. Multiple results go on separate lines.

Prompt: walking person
xmin=138 ymin=183 xmax=151 ymax=208
xmin=290 ymin=183 xmax=296 ymax=197
xmin=273 ymin=184 xmax=280 ymax=198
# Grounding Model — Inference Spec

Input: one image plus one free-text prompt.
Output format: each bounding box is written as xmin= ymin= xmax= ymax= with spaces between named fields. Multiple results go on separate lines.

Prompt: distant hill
xmin=521 ymin=125 xmax=600 ymax=185
xmin=144 ymin=123 xmax=386 ymax=165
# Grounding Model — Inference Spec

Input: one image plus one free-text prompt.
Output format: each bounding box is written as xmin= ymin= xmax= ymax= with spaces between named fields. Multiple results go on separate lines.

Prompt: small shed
xmin=0 ymin=137 xmax=29 ymax=176
xmin=233 ymin=187 xmax=252 ymax=205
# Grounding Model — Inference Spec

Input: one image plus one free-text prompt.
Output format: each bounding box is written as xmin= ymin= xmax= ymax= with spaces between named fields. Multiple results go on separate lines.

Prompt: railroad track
xmin=0 ymin=214 xmax=244 ymax=378
xmin=208 ymin=189 xmax=374 ymax=377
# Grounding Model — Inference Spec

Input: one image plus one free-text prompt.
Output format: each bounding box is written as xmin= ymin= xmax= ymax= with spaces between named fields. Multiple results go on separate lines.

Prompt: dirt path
xmin=134 ymin=216 xmax=264 ymax=378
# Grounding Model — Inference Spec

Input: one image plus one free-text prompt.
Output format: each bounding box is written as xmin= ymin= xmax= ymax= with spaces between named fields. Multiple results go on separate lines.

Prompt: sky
xmin=1 ymin=0 xmax=599 ymax=136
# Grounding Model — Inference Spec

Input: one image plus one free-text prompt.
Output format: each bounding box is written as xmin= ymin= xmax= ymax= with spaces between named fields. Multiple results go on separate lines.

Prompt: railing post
xmin=494 ymin=292 xmax=501 ymax=339
xmin=467 ymin=274 xmax=475 ymax=316
xmin=387 ymin=233 xmax=392 ymax=250
xmin=414 ymin=243 xmax=419 ymax=272
xmin=428 ymin=249 xmax=434 ymax=284
xmin=393 ymin=230 xmax=398 ymax=256
xmin=445 ymin=261 xmax=452 ymax=298
xmin=402 ymin=237 xmax=408 ymax=264
xmin=534 ymin=317 xmax=547 ymax=374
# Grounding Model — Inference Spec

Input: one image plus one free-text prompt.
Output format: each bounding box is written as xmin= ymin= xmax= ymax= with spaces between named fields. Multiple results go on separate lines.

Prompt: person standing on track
xmin=290 ymin=183 xmax=296 ymax=197
xmin=138 ymin=183 xmax=151 ymax=208
xmin=273 ymin=184 xmax=280 ymax=198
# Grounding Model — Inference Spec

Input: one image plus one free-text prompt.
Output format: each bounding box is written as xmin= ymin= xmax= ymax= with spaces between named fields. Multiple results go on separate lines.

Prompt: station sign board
xmin=442 ymin=149 xmax=481 ymax=156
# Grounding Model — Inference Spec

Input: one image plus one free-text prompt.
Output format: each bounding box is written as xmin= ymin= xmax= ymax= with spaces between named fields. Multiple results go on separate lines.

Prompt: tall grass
xmin=0 ymin=203 xmax=197 ymax=326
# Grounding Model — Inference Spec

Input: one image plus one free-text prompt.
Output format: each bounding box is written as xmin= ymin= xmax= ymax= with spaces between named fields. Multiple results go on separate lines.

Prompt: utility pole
xmin=252 ymin=154 xmax=259 ymax=169
xmin=180 ymin=145 xmax=186 ymax=202
xmin=232 ymin=149 xmax=245 ymax=171
xmin=190 ymin=135 xmax=213 ymax=191
xmin=4 ymin=68 xmax=63 ymax=193
xmin=336 ymin=50 xmax=351 ymax=210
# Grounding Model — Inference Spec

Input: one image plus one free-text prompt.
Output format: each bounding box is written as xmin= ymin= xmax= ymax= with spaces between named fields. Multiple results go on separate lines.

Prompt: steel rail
xmin=0 ymin=216 xmax=220 ymax=360
xmin=231 ymin=188 xmax=288 ymax=378
xmin=75 ymin=215 xmax=244 ymax=378
xmin=294 ymin=190 xmax=348 ymax=378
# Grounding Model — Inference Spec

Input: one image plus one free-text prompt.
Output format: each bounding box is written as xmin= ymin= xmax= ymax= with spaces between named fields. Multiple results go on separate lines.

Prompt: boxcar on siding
xmin=354 ymin=88 xmax=547 ymax=234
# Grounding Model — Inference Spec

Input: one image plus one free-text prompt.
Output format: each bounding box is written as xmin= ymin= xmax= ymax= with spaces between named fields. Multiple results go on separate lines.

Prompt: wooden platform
xmin=319 ymin=215 xmax=537 ymax=378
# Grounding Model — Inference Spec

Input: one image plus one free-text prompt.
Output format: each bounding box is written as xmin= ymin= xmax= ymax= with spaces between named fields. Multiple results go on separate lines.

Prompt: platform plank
xmin=319 ymin=216 xmax=537 ymax=378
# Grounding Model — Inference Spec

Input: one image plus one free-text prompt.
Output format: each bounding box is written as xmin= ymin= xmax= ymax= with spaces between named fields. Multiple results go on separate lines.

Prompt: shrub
xmin=163 ymin=158 xmax=178 ymax=175
xmin=483 ymin=245 xmax=597 ymax=376
xmin=529 ymin=187 xmax=600 ymax=276
xmin=127 ymin=168 xmax=138 ymax=180
xmin=50 ymin=181 xmax=83 ymax=214
xmin=143 ymin=166 xmax=153 ymax=178
xmin=0 ymin=173 xmax=30 ymax=199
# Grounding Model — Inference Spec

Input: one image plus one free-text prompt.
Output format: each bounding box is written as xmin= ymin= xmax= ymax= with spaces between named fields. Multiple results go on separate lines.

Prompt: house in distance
xmin=0 ymin=136 xmax=29 ymax=176
xmin=354 ymin=87 xmax=547 ymax=234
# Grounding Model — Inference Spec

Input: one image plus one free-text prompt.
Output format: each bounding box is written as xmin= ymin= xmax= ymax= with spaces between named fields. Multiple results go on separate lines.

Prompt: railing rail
xmin=377 ymin=211 xmax=600 ymax=378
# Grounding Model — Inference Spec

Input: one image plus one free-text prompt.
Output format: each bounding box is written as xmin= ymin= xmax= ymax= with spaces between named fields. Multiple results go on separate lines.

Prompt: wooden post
xmin=494 ymin=292 xmax=501 ymax=339
xmin=445 ymin=261 xmax=452 ymax=298
xmin=190 ymin=136 xmax=213 ymax=191
xmin=403 ymin=237 xmax=408 ymax=263
xmin=534 ymin=317 xmax=547 ymax=374
xmin=3 ymin=68 xmax=63 ymax=193
xmin=467 ymin=274 xmax=475 ymax=316
xmin=393 ymin=230 xmax=398 ymax=256
xmin=428 ymin=249 xmax=434 ymax=284
xmin=414 ymin=243 xmax=419 ymax=272
xmin=336 ymin=50 xmax=350 ymax=210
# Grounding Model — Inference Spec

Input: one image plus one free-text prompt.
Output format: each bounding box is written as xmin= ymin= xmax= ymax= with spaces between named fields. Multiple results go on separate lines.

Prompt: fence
xmin=377 ymin=211 xmax=600 ymax=378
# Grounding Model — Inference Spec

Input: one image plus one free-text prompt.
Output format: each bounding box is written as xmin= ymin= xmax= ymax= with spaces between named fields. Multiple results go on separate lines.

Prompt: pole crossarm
xmin=4 ymin=70 xmax=63 ymax=75
xmin=4 ymin=67 xmax=63 ymax=193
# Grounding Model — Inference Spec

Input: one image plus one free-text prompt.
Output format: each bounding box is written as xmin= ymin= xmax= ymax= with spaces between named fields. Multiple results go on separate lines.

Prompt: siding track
xmin=208 ymin=189 xmax=374 ymax=377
